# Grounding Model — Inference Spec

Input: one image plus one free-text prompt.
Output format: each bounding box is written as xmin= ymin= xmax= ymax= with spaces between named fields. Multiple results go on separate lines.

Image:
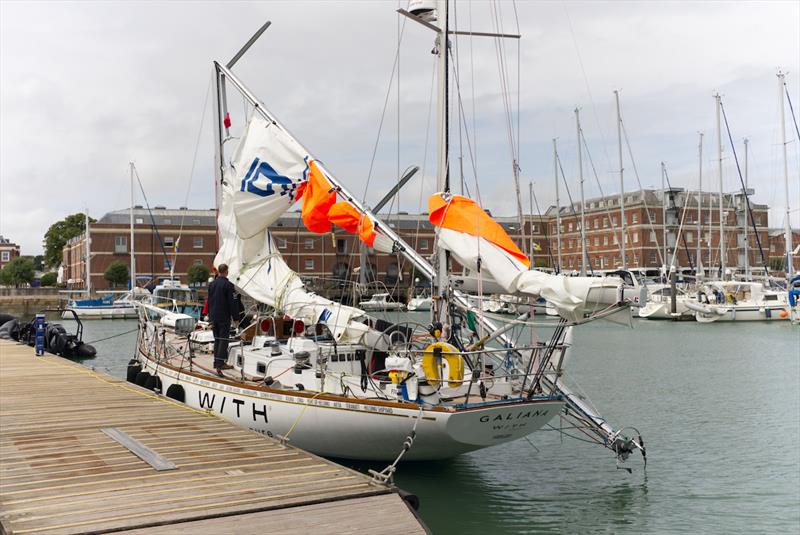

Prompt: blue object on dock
xmin=34 ymin=314 xmax=46 ymax=356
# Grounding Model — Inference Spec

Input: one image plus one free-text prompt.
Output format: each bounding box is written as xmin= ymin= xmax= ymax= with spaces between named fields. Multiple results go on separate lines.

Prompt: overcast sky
xmin=1 ymin=0 xmax=798 ymax=257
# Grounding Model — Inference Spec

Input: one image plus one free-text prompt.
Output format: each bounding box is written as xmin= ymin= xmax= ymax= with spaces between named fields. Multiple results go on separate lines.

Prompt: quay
xmin=0 ymin=340 xmax=426 ymax=535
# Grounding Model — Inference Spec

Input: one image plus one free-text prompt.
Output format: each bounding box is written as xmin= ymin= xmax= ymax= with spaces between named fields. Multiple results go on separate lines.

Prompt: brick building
xmin=60 ymin=188 xmax=784 ymax=292
xmin=545 ymin=189 xmax=771 ymax=276
xmin=0 ymin=236 xmax=21 ymax=270
xmin=62 ymin=208 xmax=217 ymax=291
xmin=768 ymin=228 xmax=800 ymax=275
xmin=269 ymin=211 xmax=551 ymax=289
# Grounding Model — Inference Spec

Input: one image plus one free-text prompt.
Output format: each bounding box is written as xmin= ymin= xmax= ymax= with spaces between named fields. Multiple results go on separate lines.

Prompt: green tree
xmin=40 ymin=272 xmax=58 ymax=286
xmin=769 ymin=256 xmax=785 ymax=272
xmin=0 ymin=256 xmax=35 ymax=287
xmin=187 ymin=263 xmax=211 ymax=285
xmin=104 ymin=260 xmax=130 ymax=288
xmin=43 ymin=213 xmax=95 ymax=268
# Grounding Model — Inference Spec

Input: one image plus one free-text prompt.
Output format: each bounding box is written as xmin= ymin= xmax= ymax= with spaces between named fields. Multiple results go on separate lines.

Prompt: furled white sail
xmin=429 ymin=193 xmax=625 ymax=323
xmin=215 ymin=114 xmax=365 ymax=340
xmin=229 ymin=114 xmax=308 ymax=239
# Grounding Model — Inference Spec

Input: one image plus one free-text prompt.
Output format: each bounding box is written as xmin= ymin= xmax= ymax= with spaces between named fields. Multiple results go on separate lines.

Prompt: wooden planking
xmin=118 ymin=494 xmax=428 ymax=535
xmin=0 ymin=340 xmax=425 ymax=535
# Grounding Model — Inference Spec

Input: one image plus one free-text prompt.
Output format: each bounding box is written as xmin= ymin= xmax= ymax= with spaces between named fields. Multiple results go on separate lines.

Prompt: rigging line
xmin=489 ymin=1 xmax=517 ymax=164
xmin=580 ymin=129 xmax=625 ymax=259
xmin=718 ymin=100 xmax=769 ymax=275
xmin=468 ymin=0 xmax=477 ymax=182
xmin=561 ymin=3 xmax=613 ymax=172
xmin=620 ymin=119 xmax=666 ymax=267
xmin=132 ymin=164 xmax=173 ymax=274
xmin=173 ymin=73 xmax=213 ymax=271
xmin=453 ymin=0 xmax=465 ymax=195
xmin=362 ymin=13 xmax=408 ymax=203
xmin=413 ymin=58 xmax=438 ymax=261
xmin=660 ymin=164 xmax=695 ymax=271
xmin=513 ymin=0 xmax=521 ymax=169
xmin=785 ymin=81 xmax=800 ymax=142
xmin=529 ymin=181 xmax=555 ymax=269
xmin=555 ymin=153 xmax=593 ymax=274
xmin=447 ymin=47 xmax=481 ymax=201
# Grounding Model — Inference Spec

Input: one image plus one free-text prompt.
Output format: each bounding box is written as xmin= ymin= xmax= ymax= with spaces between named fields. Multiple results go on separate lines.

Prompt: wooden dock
xmin=0 ymin=340 xmax=427 ymax=535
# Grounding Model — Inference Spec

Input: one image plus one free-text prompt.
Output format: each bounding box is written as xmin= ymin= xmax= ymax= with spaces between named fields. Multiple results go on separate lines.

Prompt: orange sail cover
xmin=428 ymin=194 xmax=530 ymax=268
xmin=328 ymin=202 xmax=378 ymax=247
xmin=296 ymin=160 xmax=336 ymax=233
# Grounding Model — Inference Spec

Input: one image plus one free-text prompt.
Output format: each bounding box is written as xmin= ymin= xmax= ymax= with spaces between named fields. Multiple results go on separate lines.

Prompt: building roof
xmin=98 ymin=207 xmax=217 ymax=227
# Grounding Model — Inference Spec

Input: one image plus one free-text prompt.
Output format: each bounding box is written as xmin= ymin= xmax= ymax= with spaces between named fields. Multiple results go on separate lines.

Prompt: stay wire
xmin=718 ymin=99 xmax=769 ymax=275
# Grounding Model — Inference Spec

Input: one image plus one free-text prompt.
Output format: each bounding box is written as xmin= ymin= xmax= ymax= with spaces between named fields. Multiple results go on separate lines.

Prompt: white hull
xmin=688 ymin=302 xmax=790 ymax=323
xmin=358 ymin=302 xmax=406 ymax=312
xmin=637 ymin=300 xmax=694 ymax=320
xmin=137 ymin=349 xmax=562 ymax=461
xmin=63 ymin=306 xmax=138 ymax=320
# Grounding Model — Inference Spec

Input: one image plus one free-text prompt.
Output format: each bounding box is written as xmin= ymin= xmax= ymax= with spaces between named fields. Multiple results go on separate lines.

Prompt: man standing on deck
xmin=208 ymin=263 xmax=237 ymax=376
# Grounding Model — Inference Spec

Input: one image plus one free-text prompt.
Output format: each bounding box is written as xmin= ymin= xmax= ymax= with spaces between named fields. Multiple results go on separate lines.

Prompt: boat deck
xmin=0 ymin=340 xmax=427 ymax=535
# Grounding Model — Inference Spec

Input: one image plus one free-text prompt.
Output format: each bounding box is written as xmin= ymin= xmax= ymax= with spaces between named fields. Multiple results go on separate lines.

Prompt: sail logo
xmin=241 ymin=157 xmax=301 ymax=199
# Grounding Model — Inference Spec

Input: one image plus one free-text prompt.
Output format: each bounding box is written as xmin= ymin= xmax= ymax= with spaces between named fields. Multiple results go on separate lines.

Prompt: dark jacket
xmin=207 ymin=276 xmax=237 ymax=323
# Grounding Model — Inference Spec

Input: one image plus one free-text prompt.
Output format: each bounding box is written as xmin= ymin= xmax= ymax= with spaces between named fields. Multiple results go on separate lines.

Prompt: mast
xmin=85 ymin=209 xmax=91 ymax=295
xmin=743 ymin=138 xmax=749 ymax=281
xmin=661 ymin=162 xmax=667 ymax=275
xmin=434 ymin=0 xmax=450 ymax=302
xmin=696 ymin=133 xmax=703 ymax=276
xmin=715 ymin=93 xmax=725 ymax=278
xmin=614 ymin=90 xmax=626 ymax=269
xmin=129 ymin=162 xmax=136 ymax=290
xmin=528 ymin=181 xmax=534 ymax=261
xmin=553 ymin=138 xmax=562 ymax=273
xmin=575 ymin=108 xmax=586 ymax=276
xmin=779 ymin=71 xmax=794 ymax=278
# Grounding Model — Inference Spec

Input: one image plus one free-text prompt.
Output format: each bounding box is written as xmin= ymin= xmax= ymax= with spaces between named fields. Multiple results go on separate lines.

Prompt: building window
xmin=633 ymin=232 xmax=639 ymax=243
xmin=568 ymin=223 xmax=573 ymax=232
xmin=114 ymin=236 xmax=127 ymax=253
xmin=276 ymin=238 xmax=287 ymax=249
xmin=613 ymin=236 xmax=618 ymax=245
xmin=193 ymin=237 xmax=203 ymax=248
xmin=650 ymin=231 xmax=657 ymax=243
xmin=603 ymin=236 xmax=609 ymax=246
xmin=531 ymin=224 xmax=538 ymax=234
xmin=164 ymin=236 xmax=175 ymax=248
xmin=304 ymin=238 xmax=314 ymax=250
xmin=685 ymin=231 xmax=693 ymax=243
xmin=164 ymin=259 xmax=172 ymax=271
xmin=603 ymin=218 xmax=608 ymax=228
xmin=304 ymin=259 xmax=314 ymax=270
xmin=193 ymin=259 xmax=202 ymax=265
xmin=420 ymin=239 xmax=429 ymax=250
xmin=632 ymin=213 xmax=638 ymax=224
xmin=594 ymin=237 xmax=599 ymax=246
xmin=135 ymin=217 xmax=144 ymax=224
xmin=1 ymin=251 xmax=9 ymax=262
xmin=163 ymin=218 xmax=172 ymax=225
xmin=192 ymin=219 xmax=201 ymax=225
xmin=336 ymin=239 xmax=346 ymax=254
xmin=612 ymin=216 xmax=618 ymax=226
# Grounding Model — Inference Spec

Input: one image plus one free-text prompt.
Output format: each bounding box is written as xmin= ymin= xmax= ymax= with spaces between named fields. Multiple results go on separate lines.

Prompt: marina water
xmin=64 ymin=316 xmax=800 ymax=534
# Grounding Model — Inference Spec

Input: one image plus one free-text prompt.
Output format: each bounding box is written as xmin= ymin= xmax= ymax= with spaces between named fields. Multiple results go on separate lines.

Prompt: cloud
xmin=1 ymin=0 xmax=798 ymax=257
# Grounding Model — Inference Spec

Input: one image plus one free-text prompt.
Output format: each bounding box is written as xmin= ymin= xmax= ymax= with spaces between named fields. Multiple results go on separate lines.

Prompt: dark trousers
xmin=212 ymin=321 xmax=231 ymax=368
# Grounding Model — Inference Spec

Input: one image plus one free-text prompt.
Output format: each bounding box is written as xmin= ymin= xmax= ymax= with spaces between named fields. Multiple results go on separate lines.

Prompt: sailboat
xmin=131 ymin=3 xmax=645 ymax=464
